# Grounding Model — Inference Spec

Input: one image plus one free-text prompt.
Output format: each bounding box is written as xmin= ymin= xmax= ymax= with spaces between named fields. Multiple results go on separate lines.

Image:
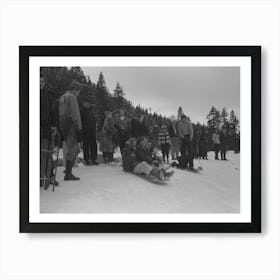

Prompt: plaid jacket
xmin=158 ymin=131 xmax=171 ymax=145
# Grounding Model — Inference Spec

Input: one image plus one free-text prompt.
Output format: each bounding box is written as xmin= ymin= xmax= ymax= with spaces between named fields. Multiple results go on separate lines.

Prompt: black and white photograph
xmin=20 ymin=46 xmax=261 ymax=232
xmin=39 ymin=66 xmax=241 ymax=214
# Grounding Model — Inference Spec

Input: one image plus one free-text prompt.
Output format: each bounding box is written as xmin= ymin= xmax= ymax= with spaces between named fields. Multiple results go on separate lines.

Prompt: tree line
xmin=41 ymin=67 xmax=240 ymax=150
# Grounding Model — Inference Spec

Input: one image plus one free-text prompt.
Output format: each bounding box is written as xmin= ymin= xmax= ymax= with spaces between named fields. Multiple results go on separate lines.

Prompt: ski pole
xmin=52 ymin=131 xmax=60 ymax=192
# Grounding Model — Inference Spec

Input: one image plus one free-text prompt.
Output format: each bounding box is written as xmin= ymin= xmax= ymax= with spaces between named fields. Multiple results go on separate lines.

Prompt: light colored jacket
xmin=212 ymin=133 xmax=220 ymax=144
xmin=59 ymin=91 xmax=82 ymax=131
xmin=178 ymin=119 xmax=193 ymax=140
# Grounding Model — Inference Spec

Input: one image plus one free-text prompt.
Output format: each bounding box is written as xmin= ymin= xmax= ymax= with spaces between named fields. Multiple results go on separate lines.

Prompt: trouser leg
xmin=180 ymin=138 xmax=187 ymax=156
xmin=215 ymin=144 xmax=219 ymax=159
xmin=186 ymin=138 xmax=194 ymax=168
xmin=83 ymin=134 xmax=90 ymax=163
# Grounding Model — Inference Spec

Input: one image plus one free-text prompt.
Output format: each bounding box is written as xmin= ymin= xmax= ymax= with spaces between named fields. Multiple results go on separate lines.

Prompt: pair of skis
xmin=40 ymin=130 xmax=60 ymax=192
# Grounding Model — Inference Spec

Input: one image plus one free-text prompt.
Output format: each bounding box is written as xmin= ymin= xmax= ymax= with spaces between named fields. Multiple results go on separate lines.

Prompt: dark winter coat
xmin=135 ymin=144 xmax=153 ymax=164
xmin=167 ymin=122 xmax=178 ymax=138
xmin=219 ymin=131 xmax=228 ymax=145
xmin=80 ymin=107 xmax=96 ymax=138
xmin=131 ymin=119 xmax=149 ymax=138
xmin=116 ymin=116 xmax=131 ymax=148
xmin=150 ymin=126 xmax=160 ymax=149
xmin=122 ymin=145 xmax=139 ymax=172
xmin=40 ymin=89 xmax=59 ymax=139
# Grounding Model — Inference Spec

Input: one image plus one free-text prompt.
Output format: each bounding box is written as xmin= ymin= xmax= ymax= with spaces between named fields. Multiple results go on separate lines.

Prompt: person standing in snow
xmin=132 ymin=137 xmax=174 ymax=180
xmin=192 ymin=128 xmax=201 ymax=159
xmin=99 ymin=111 xmax=117 ymax=163
xmin=178 ymin=115 xmax=194 ymax=169
xmin=177 ymin=106 xmax=184 ymax=122
xmin=116 ymin=108 xmax=131 ymax=155
xmin=150 ymin=124 xmax=160 ymax=151
xmin=40 ymin=73 xmax=59 ymax=188
xmin=59 ymin=80 xmax=83 ymax=180
xmin=158 ymin=125 xmax=171 ymax=162
xmin=130 ymin=113 xmax=149 ymax=138
xmin=168 ymin=117 xmax=180 ymax=160
xmin=212 ymin=129 xmax=221 ymax=160
xmin=219 ymin=126 xmax=228 ymax=160
xmin=80 ymin=101 xmax=98 ymax=165
xmin=199 ymin=129 xmax=208 ymax=160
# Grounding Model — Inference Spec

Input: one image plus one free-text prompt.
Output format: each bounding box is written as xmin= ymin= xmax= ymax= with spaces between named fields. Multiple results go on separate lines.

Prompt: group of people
xmin=40 ymin=75 xmax=233 ymax=187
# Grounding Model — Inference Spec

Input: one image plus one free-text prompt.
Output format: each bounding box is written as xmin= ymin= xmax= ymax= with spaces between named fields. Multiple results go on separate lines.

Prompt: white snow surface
xmin=40 ymin=151 xmax=240 ymax=213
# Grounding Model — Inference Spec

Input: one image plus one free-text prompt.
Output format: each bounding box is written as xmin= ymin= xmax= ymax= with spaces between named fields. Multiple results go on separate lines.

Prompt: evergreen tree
xmin=220 ymin=107 xmax=228 ymax=127
xmin=207 ymin=106 xmax=219 ymax=132
xmin=113 ymin=82 xmax=124 ymax=98
xmin=95 ymin=72 xmax=111 ymax=128
xmin=228 ymin=110 xmax=240 ymax=135
xmin=113 ymin=82 xmax=125 ymax=109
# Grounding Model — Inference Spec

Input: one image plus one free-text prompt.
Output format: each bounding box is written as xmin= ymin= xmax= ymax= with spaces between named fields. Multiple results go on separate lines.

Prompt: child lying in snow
xmin=122 ymin=137 xmax=174 ymax=180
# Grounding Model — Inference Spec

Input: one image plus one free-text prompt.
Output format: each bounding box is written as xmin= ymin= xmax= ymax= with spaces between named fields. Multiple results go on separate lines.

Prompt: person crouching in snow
xmin=158 ymin=125 xmax=171 ymax=162
xmin=122 ymin=137 xmax=174 ymax=180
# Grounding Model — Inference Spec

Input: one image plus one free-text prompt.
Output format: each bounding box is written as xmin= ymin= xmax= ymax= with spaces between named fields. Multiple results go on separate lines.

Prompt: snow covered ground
xmin=40 ymin=151 xmax=240 ymax=213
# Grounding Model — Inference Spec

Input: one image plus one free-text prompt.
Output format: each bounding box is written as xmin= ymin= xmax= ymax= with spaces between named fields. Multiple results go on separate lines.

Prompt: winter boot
xmin=164 ymin=169 xmax=174 ymax=178
xmin=150 ymin=169 xmax=163 ymax=181
xmin=64 ymin=160 xmax=80 ymax=181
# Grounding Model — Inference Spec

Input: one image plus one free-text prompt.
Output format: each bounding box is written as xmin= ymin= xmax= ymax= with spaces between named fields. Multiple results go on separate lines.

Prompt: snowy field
xmin=40 ymin=151 xmax=240 ymax=213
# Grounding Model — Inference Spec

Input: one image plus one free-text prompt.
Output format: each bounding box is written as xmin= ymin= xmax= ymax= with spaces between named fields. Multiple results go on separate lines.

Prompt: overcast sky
xmin=82 ymin=67 xmax=240 ymax=125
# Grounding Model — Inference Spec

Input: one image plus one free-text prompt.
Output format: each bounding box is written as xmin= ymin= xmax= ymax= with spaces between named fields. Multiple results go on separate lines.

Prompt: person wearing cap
xmin=178 ymin=115 xmax=194 ymax=169
xmin=59 ymin=80 xmax=83 ymax=180
xmin=158 ymin=124 xmax=171 ymax=162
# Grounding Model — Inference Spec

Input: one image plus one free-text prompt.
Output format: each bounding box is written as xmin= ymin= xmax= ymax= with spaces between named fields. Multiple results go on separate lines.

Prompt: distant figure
xmin=151 ymin=124 xmax=160 ymax=151
xmin=199 ymin=130 xmax=208 ymax=159
xmin=178 ymin=115 xmax=194 ymax=169
xmin=192 ymin=128 xmax=201 ymax=159
xmin=80 ymin=101 xmax=98 ymax=165
xmin=220 ymin=126 xmax=228 ymax=160
xmin=99 ymin=111 xmax=117 ymax=163
xmin=158 ymin=125 xmax=171 ymax=162
xmin=168 ymin=117 xmax=180 ymax=160
xmin=177 ymin=107 xmax=184 ymax=122
xmin=59 ymin=80 xmax=83 ymax=180
xmin=212 ymin=129 xmax=220 ymax=160
xmin=116 ymin=108 xmax=131 ymax=155
xmin=234 ymin=132 xmax=240 ymax=154
xmin=130 ymin=114 xmax=149 ymax=138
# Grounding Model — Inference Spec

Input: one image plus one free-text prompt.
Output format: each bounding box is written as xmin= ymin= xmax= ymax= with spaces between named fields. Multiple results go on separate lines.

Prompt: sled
xmin=176 ymin=165 xmax=202 ymax=173
xmin=136 ymin=174 xmax=168 ymax=184
xmin=182 ymin=166 xmax=202 ymax=173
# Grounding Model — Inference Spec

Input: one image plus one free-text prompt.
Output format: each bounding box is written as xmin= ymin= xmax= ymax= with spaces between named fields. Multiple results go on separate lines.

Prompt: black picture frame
xmin=20 ymin=46 xmax=261 ymax=233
